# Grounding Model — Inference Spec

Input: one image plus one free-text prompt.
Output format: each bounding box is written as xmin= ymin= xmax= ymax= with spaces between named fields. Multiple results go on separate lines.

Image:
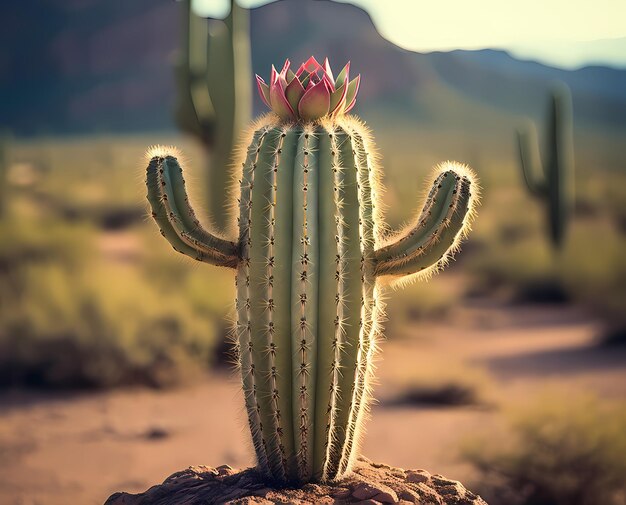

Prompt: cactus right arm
xmin=374 ymin=164 xmax=477 ymax=279
xmin=146 ymin=149 xmax=239 ymax=268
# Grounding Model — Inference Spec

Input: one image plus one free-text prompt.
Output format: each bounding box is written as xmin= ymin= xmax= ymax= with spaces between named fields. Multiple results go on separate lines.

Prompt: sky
xmin=194 ymin=0 xmax=626 ymax=69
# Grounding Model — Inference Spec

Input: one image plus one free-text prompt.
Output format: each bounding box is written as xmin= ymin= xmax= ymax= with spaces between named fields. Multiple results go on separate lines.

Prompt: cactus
xmin=0 ymin=133 xmax=8 ymax=219
xmin=146 ymin=57 xmax=479 ymax=484
xmin=517 ymin=83 xmax=574 ymax=248
xmin=174 ymin=0 xmax=252 ymax=230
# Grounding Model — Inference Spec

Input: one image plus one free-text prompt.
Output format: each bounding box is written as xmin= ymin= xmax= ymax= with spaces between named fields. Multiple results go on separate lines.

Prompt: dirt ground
xmin=1 ymin=300 xmax=625 ymax=505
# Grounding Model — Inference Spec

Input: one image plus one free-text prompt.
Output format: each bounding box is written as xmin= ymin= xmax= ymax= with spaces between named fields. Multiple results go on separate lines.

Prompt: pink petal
xmin=270 ymin=65 xmax=279 ymax=85
xmin=270 ymin=76 xmax=296 ymax=121
xmin=323 ymin=57 xmax=335 ymax=87
xmin=344 ymin=75 xmax=360 ymax=113
xmin=322 ymin=71 xmax=335 ymax=92
xmin=298 ymin=79 xmax=331 ymax=121
xmin=285 ymin=76 xmax=305 ymax=116
xmin=256 ymin=75 xmax=271 ymax=107
xmin=302 ymin=56 xmax=321 ymax=74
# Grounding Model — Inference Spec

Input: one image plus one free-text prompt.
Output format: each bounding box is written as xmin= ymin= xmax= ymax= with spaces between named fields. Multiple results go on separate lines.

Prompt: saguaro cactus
xmin=517 ymin=83 xmax=574 ymax=248
xmin=174 ymin=0 xmax=252 ymax=230
xmin=146 ymin=58 xmax=479 ymax=484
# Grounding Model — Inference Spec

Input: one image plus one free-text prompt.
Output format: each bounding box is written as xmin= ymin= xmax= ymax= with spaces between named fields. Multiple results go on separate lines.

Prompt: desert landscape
xmin=1 ymin=1 xmax=625 ymax=504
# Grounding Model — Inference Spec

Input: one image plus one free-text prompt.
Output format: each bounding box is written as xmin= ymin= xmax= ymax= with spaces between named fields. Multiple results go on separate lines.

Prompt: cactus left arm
xmin=374 ymin=163 xmax=477 ymax=279
xmin=146 ymin=149 xmax=240 ymax=268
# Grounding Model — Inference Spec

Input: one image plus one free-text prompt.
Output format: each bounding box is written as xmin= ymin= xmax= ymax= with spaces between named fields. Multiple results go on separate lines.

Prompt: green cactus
xmin=146 ymin=58 xmax=479 ymax=484
xmin=517 ymin=83 xmax=574 ymax=248
xmin=174 ymin=0 xmax=252 ymax=231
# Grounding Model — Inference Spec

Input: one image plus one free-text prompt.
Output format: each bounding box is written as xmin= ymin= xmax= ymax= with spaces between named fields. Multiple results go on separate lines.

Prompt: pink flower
xmin=256 ymin=57 xmax=361 ymax=121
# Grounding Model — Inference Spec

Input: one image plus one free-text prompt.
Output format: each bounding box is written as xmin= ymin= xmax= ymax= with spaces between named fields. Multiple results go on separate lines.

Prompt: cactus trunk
xmin=234 ymin=118 xmax=381 ymax=482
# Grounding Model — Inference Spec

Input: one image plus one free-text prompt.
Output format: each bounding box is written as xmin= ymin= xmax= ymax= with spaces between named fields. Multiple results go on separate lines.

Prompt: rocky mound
xmin=105 ymin=457 xmax=487 ymax=504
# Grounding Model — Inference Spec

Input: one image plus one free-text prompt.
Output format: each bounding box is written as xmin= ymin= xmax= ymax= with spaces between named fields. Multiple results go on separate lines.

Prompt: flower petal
xmin=323 ymin=57 xmax=335 ymax=87
xmin=256 ymin=75 xmax=271 ymax=107
xmin=285 ymin=76 xmax=305 ymax=115
xmin=270 ymin=75 xmax=296 ymax=120
xmin=344 ymin=75 xmax=360 ymax=113
xmin=298 ymin=79 xmax=331 ymax=120
xmin=270 ymin=65 xmax=279 ymax=85
xmin=302 ymin=56 xmax=321 ymax=74
xmin=329 ymin=81 xmax=347 ymax=115
xmin=322 ymin=71 xmax=335 ymax=92
xmin=335 ymin=62 xmax=350 ymax=89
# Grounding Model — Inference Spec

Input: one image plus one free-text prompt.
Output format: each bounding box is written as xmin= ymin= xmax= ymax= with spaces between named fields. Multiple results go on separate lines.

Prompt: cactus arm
xmin=374 ymin=165 xmax=477 ymax=279
xmin=517 ymin=121 xmax=547 ymax=197
xmin=161 ymin=153 xmax=239 ymax=258
xmin=146 ymin=150 xmax=239 ymax=268
xmin=376 ymin=170 xmax=458 ymax=260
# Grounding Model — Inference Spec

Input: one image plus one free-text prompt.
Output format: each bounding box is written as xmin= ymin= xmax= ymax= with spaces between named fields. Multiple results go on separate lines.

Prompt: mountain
xmin=1 ymin=0 xmax=625 ymax=137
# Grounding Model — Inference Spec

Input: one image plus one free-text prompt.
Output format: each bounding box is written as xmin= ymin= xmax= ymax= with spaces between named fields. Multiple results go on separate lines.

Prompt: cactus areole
xmin=146 ymin=57 xmax=479 ymax=484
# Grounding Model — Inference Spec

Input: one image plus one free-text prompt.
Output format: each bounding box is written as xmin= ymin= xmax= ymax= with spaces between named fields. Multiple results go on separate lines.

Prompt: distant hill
xmin=1 ymin=0 xmax=625 ymax=137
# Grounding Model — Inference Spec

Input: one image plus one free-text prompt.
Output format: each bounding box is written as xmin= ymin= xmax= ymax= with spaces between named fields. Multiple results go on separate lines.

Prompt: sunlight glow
xmin=193 ymin=0 xmax=626 ymax=68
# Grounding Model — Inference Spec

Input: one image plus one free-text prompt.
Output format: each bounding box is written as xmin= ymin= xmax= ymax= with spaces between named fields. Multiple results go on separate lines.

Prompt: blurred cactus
xmin=517 ymin=84 xmax=574 ymax=249
xmin=174 ymin=0 xmax=252 ymax=230
xmin=0 ymin=133 xmax=8 ymax=219
xmin=146 ymin=57 xmax=479 ymax=484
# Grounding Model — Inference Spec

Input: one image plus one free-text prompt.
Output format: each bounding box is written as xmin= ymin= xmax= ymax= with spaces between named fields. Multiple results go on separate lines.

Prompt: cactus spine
xmin=517 ymin=83 xmax=574 ymax=248
xmin=175 ymin=0 xmax=252 ymax=230
xmin=146 ymin=57 xmax=478 ymax=484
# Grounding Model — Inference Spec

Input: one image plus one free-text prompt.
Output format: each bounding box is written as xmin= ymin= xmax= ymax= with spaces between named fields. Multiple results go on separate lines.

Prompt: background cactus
xmin=174 ymin=0 xmax=252 ymax=230
xmin=0 ymin=133 xmax=6 ymax=219
xmin=517 ymin=83 xmax=574 ymax=249
xmin=146 ymin=58 xmax=478 ymax=484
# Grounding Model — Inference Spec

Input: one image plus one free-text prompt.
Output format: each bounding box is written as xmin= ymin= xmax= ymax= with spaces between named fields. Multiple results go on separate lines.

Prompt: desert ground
xmin=2 ymin=292 xmax=624 ymax=505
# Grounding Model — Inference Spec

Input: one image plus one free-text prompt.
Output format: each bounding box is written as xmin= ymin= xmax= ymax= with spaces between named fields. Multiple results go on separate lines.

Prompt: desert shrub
xmin=462 ymin=395 xmax=626 ymax=505
xmin=0 ymin=261 xmax=220 ymax=388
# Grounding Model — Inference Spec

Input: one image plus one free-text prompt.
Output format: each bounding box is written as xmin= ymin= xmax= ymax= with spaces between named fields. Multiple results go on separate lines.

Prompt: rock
xmin=352 ymin=482 xmax=379 ymax=500
xmin=406 ymin=470 xmax=430 ymax=484
xmin=105 ymin=459 xmax=488 ymax=504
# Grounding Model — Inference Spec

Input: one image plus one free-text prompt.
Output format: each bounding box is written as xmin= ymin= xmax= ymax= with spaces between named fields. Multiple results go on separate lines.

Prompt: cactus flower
xmin=256 ymin=56 xmax=360 ymax=121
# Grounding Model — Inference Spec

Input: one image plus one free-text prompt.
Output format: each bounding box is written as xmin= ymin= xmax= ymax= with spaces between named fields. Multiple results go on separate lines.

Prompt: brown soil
xmin=105 ymin=457 xmax=487 ymax=505
xmin=1 ymin=301 xmax=624 ymax=505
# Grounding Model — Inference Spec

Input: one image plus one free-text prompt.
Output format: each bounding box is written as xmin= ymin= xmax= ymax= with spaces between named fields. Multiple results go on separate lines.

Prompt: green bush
xmin=462 ymin=394 xmax=626 ymax=505
xmin=0 ymin=261 xmax=221 ymax=388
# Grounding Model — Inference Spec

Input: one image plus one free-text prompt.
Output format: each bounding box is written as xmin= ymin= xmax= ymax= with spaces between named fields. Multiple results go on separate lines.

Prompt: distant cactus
xmin=0 ymin=133 xmax=8 ymax=219
xmin=174 ymin=0 xmax=252 ymax=230
xmin=517 ymin=84 xmax=574 ymax=248
xmin=146 ymin=58 xmax=479 ymax=484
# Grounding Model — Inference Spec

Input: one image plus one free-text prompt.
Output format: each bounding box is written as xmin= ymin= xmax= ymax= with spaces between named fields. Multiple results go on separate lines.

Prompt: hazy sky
xmin=194 ymin=0 xmax=626 ymax=69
